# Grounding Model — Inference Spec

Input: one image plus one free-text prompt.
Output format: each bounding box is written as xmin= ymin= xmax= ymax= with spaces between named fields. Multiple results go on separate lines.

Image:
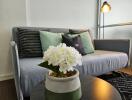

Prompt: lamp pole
xmin=103 ymin=13 xmax=104 ymax=39
xmin=99 ymin=0 xmax=102 ymax=39
xmin=101 ymin=1 xmax=111 ymax=39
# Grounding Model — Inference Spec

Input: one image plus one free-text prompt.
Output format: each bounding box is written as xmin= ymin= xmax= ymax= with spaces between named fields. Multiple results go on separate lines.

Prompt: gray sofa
xmin=11 ymin=27 xmax=130 ymax=100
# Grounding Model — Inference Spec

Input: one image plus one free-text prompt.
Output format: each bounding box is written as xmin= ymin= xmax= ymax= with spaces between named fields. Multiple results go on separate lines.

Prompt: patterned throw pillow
xmin=69 ymin=29 xmax=94 ymax=43
xmin=17 ymin=28 xmax=48 ymax=58
xmin=62 ymin=34 xmax=86 ymax=55
xmin=67 ymin=30 xmax=95 ymax=54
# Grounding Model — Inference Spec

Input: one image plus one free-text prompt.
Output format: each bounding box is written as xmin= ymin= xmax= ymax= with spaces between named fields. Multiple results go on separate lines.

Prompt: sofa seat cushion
xmin=19 ymin=58 xmax=48 ymax=97
xmin=80 ymin=50 xmax=128 ymax=76
xmin=19 ymin=50 xmax=128 ymax=97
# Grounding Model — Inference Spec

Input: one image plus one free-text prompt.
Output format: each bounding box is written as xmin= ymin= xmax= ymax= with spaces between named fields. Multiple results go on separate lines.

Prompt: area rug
xmin=98 ymin=72 xmax=132 ymax=100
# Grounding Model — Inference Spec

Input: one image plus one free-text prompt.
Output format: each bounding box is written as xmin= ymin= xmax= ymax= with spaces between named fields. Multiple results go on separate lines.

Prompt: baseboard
xmin=0 ymin=73 xmax=13 ymax=81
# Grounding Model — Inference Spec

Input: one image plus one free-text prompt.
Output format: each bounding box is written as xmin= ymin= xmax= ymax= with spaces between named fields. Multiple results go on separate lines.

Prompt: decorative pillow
xmin=17 ymin=28 xmax=48 ymax=58
xmin=69 ymin=29 xmax=89 ymax=34
xmin=80 ymin=32 xmax=94 ymax=54
xmin=69 ymin=29 xmax=94 ymax=43
xmin=67 ymin=31 xmax=95 ymax=54
xmin=40 ymin=31 xmax=63 ymax=52
xmin=62 ymin=34 xmax=86 ymax=55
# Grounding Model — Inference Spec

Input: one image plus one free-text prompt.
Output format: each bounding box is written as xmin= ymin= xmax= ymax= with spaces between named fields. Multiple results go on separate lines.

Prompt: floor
xmin=0 ymin=67 xmax=131 ymax=100
xmin=119 ymin=67 xmax=132 ymax=75
xmin=0 ymin=79 xmax=17 ymax=100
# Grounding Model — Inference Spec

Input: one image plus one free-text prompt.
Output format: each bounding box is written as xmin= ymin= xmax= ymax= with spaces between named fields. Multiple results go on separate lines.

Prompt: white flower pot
xmin=45 ymin=69 xmax=82 ymax=100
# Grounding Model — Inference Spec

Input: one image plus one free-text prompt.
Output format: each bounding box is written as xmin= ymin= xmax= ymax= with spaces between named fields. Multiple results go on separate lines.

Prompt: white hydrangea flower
xmin=43 ymin=43 xmax=82 ymax=73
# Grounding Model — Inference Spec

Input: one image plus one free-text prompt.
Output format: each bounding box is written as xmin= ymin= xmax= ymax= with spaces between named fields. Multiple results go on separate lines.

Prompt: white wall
xmin=27 ymin=0 xmax=97 ymax=34
xmin=0 ymin=0 xmax=97 ymax=81
xmin=0 ymin=0 xmax=26 ymax=81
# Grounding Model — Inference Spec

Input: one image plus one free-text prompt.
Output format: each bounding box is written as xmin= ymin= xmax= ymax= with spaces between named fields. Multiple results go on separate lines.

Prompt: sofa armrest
xmin=94 ymin=39 xmax=130 ymax=57
xmin=10 ymin=41 xmax=23 ymax=100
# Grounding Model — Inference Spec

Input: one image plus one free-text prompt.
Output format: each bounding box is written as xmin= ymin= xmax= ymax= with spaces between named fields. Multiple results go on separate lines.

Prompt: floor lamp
xmin=101 ymin=1 xmax=111 ymax=39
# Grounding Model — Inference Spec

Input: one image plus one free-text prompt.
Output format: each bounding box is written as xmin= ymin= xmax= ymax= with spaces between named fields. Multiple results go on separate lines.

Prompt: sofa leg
xmin=24 ymin=97 xmax=30 ymax=100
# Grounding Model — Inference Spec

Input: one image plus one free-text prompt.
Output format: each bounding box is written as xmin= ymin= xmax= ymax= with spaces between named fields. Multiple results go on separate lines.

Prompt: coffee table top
xmin=30 ymin=75 xmax=122 ymax=100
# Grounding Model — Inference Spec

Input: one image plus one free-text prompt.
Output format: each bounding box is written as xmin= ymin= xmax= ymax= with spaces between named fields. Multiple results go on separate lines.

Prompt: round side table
xmin=30 ymin=75 xmax=122 ymax=100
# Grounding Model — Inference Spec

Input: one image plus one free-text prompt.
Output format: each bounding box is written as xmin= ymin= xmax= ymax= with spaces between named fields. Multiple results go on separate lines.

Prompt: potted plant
xmin=39 ymin=43 xmax=82 ymax=100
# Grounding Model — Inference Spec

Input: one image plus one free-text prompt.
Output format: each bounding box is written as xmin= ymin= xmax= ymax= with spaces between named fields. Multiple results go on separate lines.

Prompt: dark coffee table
xmin=30 ymin=75 xmax=122 ymax=100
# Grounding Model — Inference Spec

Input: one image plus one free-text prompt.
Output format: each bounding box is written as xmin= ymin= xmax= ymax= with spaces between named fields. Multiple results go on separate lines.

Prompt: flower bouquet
xmin=39 ymin=43 xmax=82 ymax=100
xmin=39 ymin=43 xmax=82 ymax=77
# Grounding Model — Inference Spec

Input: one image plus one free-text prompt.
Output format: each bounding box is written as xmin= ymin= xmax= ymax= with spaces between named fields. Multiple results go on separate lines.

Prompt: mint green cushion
xmin=80 ymin=32 xmax=94 ymax=54
xmin=40 ymin=31 xmax=62 ymax=52
xmin=68 ymin=31 xmax=94 ymax=54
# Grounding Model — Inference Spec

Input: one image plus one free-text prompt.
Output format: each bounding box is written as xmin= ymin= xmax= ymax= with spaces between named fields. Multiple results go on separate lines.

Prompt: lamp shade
xmin=101 ymin=1 xmax=111 ymax=13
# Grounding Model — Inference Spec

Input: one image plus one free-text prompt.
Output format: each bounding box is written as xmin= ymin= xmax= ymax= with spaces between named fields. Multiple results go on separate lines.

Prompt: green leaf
xmin=38 ymin=61 xmax=59 ymax=73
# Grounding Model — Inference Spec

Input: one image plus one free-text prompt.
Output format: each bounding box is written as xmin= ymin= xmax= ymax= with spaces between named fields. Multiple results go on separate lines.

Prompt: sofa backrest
xmin=12 ymin=27 xmax=74 ymax=58
xmin=12 ymin=27 xmax=69 ymax=43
